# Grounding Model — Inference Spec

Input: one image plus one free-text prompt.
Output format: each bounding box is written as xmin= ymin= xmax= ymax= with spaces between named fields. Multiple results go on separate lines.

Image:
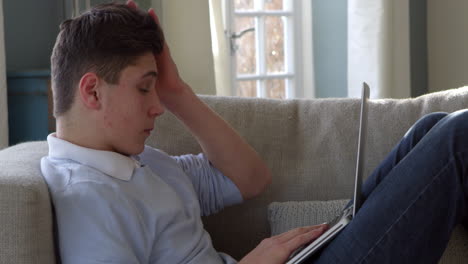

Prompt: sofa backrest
xmin=148 ymin=87 xmax=468 ymax=259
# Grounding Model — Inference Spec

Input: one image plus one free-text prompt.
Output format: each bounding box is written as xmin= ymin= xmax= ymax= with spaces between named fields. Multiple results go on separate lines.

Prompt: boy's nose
xmin=148 ymin=95 xmax=165 ymax=117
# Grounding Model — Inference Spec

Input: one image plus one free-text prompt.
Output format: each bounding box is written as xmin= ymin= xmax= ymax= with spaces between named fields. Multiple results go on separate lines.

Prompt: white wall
xmin=427 ymin=0 xmax=468 ymax=93
xmin=159 ymin=0 xmax=216 ymax=95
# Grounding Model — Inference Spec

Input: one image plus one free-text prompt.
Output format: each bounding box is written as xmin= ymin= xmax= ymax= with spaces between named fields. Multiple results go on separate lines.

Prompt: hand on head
xmin=126 ymin=0 xmax=137 ymax=9
xmin=126 ymin=0 xmax=187 ymax=108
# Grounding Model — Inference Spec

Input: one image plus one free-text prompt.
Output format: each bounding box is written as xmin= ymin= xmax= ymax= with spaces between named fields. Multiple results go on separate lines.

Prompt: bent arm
xmin=164 ymin=86 xmax=271 ymax=200
xmin=144 ymin=6 xmax=271 ymax=200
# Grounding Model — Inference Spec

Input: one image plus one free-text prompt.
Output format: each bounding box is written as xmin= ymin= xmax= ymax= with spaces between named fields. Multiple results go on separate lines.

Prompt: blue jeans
xmin=309 ymin=110 xmax=468 ymax=264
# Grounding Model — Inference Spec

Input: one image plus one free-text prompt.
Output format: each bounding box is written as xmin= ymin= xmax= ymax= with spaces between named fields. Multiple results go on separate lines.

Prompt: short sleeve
xmin=172 ymin=153 xmax=243 ymax=216
xmin=51 ymin=183 xmax=150 ymax=264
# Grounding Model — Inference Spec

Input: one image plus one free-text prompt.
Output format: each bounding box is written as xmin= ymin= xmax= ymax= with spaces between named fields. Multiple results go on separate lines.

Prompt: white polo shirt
xmin=40 ymin=134 xmax=243 ymax=264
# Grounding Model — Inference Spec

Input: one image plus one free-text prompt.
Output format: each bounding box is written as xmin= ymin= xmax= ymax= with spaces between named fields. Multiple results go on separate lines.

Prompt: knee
xmin=413 ymin=112 xmax=448 ymax=134
xmin=419 ymin=112 xmax=448 ymax=125
xmin=440 ymin=109 xmax=468 ymax=133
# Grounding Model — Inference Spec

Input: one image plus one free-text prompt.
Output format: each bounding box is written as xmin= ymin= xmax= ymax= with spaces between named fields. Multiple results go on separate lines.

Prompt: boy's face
xmin=99 ymin=52 xmax=164 ymax=155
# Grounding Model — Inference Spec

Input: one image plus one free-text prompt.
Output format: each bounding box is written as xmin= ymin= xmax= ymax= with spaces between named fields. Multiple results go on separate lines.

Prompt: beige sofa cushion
xmin=268 ymin=199 xmax=349 ymax=235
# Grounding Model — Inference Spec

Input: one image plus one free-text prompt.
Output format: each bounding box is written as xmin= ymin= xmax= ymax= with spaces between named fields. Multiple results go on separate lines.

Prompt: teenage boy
xmin=41 ymin=2 xmax=328 ymax=264
xmin=42 ymin=1 xmax=468 ymax=263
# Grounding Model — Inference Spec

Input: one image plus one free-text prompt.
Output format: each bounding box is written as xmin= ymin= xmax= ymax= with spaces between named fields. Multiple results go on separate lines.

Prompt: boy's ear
xmin=78 ymin=72 xmax=102 ymax=110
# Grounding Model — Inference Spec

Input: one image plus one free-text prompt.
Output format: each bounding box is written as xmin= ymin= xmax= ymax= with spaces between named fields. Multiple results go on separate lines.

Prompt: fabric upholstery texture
xmin=268 ymin=199 xmax=349 ymax=236
xmin=1 ymin=87 xmax=468 ymax=262
xmin=0 ymin=142 xmax=55 ymax=264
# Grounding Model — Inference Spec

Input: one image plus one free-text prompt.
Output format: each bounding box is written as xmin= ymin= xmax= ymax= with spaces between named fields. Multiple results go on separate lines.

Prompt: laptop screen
xmin=353 ymin=82 xmax=370 ymax=217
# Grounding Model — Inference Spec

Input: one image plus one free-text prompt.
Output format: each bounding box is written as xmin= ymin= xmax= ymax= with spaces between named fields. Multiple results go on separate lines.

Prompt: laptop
xmin=286 ymin=82 xmax=370 ymax=264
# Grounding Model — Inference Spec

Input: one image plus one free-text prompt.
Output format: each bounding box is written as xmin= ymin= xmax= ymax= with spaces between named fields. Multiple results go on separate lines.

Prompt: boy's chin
xmin=115 ymin=143 xmax=145 ymax=156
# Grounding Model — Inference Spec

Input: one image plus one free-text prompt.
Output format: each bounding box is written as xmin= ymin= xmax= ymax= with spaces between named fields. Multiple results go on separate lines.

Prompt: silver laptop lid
xmin=353 ymin=82 xmax=370 ymax=217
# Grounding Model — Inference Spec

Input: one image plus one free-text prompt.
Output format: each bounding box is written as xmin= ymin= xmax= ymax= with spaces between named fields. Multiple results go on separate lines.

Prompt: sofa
xmin=1 ymin=87 xmax=468 ymax=263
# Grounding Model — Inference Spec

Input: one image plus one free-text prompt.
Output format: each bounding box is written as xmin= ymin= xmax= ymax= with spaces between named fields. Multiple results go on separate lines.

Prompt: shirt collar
xmin=46 ymin=133 xmax=141 ymax=181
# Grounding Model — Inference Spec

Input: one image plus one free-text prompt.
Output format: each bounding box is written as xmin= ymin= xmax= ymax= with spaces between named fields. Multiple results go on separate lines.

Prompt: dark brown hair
xmin=50 ymin=3 xmax=164 ymax=117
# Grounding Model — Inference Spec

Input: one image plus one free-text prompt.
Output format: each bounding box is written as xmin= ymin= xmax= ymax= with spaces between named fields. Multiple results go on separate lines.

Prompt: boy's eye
xmin=139 ymin=84 xmax=152 ymax=93
xmin=138 ymin=79 xmax=155 ymax=94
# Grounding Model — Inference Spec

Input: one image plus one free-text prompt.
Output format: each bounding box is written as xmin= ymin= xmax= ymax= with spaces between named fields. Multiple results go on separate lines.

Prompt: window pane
xmin=265 ymin=16 xmax=285 ymax=73
xmin=236 ymin=81 xmax=257 ymax=97
xmin=264 ymin=0 xmax=283 ymax=10
xmin=235 ymin=17 xmax=256 ymax=75
xmin=266 ymin=79 xmax=285 ymax=99
xmin=234 ymin=0 xmax=254 ymax=10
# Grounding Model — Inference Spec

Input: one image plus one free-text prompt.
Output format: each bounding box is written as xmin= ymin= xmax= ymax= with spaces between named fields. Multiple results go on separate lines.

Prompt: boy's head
xmin=51 ymin=2 xmax=164 ymax=117
xmin=51 ymin=3 xmax=166 ymax=155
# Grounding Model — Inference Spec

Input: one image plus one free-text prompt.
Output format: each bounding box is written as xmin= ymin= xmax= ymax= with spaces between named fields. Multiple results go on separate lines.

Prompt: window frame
xmin=225 ymin=0 xmax=312 ymax=99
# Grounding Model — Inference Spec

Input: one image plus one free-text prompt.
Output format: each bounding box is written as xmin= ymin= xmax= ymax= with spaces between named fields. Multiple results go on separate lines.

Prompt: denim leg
xmin=310 ymin=110 xmax=468 ymax=264
xmin=361 ymin=112 xmax=448 ymax=204
xmin=338 ymin=112 xmax=448 ymax=212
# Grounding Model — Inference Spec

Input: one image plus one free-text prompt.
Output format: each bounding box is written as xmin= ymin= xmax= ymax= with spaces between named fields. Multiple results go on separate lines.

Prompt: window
xmin=226 ymin=0 xmax=313 ymax=99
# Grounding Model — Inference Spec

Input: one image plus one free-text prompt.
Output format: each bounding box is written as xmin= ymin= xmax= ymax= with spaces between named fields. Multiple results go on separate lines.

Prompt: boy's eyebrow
xmin=141 ymin=71 xmax=158 ymax=79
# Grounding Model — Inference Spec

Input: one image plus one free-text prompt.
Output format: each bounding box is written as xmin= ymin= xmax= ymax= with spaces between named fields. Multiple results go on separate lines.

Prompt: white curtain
xmin=348 ymin=0 xmax=411 ymax=99
xmin=0 ymin=0 xmax=8 ymax=149
xmin=208 ymin=0 xmax=232 ymax=96
xmin=160 ymin=0 xmax=217 ymax=95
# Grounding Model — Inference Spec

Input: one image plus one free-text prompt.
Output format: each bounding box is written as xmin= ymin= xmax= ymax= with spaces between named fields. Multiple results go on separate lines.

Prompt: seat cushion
xmin=268 ymin=199 xmax=349 ymax=235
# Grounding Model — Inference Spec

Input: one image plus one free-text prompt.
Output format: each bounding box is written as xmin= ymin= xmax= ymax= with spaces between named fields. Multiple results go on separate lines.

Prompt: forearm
xmin=164 ymin=85 xmax=271 ymax=200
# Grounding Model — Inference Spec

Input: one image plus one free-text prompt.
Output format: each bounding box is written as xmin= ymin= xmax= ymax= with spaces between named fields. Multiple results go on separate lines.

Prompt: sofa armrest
xmin=0 ymin=142 xmax=56 ymax=263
